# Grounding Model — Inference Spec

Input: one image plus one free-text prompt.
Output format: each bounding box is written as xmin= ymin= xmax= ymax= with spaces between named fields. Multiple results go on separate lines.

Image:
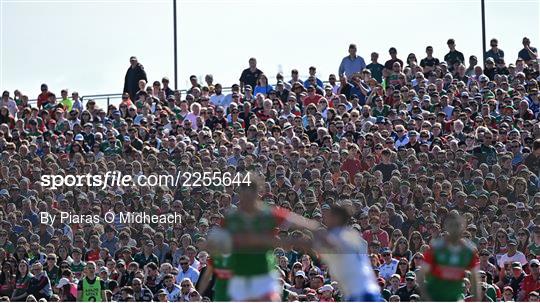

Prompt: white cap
xmin=56 ymin=278 xmax=71 ymax=288
xmin=318 ymin=285 xmax=334 ymax=293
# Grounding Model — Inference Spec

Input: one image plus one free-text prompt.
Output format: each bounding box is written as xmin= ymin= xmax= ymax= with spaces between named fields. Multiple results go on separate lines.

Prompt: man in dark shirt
xmin=133 ymin=241 xmax=160 ymax=268
xmin=366 ymin=52 xmax=385 ymax=83
xmin=384 ymin=47 xmax=404 ymax=72
xmin=473 ymin=132 xmax=497 ymax=165
xmin=420 ymin=46 xmax=440 ymax=74
xmin=239 ymin=57 xmax=263 ymax=93
xmin=444 ymin=39 xmax=465 ymax=67
xmin=123 ymin=56 xmax=147 ymax=101
xmin=485 ymin=38 xmax=504 ymax=62
xmin=205 ymin=106 xmax=228 ymax=130
xmin=373 ymin=149 xmax=398 ymax=182
xmin=518 ymin=37 xmax=538 ymax=63
xmin=396 ymin=271 xmax=421 ymax=301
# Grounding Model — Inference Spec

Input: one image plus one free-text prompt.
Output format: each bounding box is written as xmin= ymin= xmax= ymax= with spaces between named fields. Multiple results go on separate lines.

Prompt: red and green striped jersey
xmin=223 ymin=206 xmax=288 ymax=277
xmin=208 ymin=255 xmax=232 ymax=301
xmin=424 ymin=238 xmax=479 ymax=301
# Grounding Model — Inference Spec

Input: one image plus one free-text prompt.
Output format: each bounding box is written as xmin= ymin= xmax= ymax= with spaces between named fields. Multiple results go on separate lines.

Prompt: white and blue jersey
xmin=319 ymin=227 xmax=382 ymax=302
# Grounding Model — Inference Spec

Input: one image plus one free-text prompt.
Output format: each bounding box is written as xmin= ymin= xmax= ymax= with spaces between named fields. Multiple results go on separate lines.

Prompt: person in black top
xmin=239 ymin=57 xmax=263 ymax=93
xmin=420 ymin=46 xmax=440 ymax=74
xmin=123 ymin=56 xmax=147 ymax=102
xmin=444 ymin=39 xmax=465 ymax=69
xmin=384 ymin=47 xmax=404 ymax=72
xmin=373 ymin=148 xmax=399 ymax=182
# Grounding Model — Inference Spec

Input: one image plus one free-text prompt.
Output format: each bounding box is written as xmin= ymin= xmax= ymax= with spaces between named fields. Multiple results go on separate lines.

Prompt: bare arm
xmin=416 ymin=264 xmax=432 ymax=301
xmin=469 ymin=267 xmax=481 ymax=301
xmin=196 ymin=263 xmax=213 ymax=295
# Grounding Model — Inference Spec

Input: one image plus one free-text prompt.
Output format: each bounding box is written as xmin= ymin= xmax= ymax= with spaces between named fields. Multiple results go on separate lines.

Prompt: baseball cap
xmin=56 ymin=278 xmax=71 ymax=289
xmin=530 ymin=259 xmax=540 ymax=266
xmin=318 ymin=285 xmax=334 ymax=293
xmin=295 ymin=271 xmax=307 ymax=279
xmin=405 ymin=271 xmax=416 ymax=279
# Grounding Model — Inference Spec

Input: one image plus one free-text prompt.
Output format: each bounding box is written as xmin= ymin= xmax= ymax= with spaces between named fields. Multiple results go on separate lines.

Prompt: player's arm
xmin=197 ymin=259 xmax=213 ymax=295
xmin=278 ymin=210 xmax=321 ymax=231
xmin=416 ymin=264 xmax=432 ymax=301
xmin=469 ymin=267 xmax=481 ymax=301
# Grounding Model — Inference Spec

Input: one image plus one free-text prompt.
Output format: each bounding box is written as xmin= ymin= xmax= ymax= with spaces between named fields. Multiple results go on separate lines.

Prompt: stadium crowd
xmin=0 ymin=36 xmax=539 ymax=302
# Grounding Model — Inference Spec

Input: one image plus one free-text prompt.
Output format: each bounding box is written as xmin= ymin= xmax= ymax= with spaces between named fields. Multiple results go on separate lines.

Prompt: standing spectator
xmin=465 ymin=55 xmax=479 ymax=77
xmin=444 ymin=39 xmax=465 ymax=67
xmin=303 ymin=66 xmax=324 ymax=89
xmin=367 ymin=52 xmax=385 ymax=83
xmin=485 ymin=38 xmax=505 ymax=62
xmin=420 ymin=46 xmax=440 ymax=74
xmin=37 ymin=83 xmax=50 ymax=109
xmin=239 ymin=57 xmax=263 ymax=93
xmin=123 ymin=56 xmax=147 ymax=101
xmin=162 ymin=77 xmax=174 ymax=97
xmin=518 ymin=37 xmax=538 ymax=64
xmin=71 ymin=91 xmax=83 ymax=112
xmin=59 ymin=89 xmax=73 ymax=111
xmin=384 ymin=47 xmax=404 ymax=72
xmin=339 ymin=44 xmax=367 ymax=78
xmin=1 ymin=91 xmax=17 ymax=118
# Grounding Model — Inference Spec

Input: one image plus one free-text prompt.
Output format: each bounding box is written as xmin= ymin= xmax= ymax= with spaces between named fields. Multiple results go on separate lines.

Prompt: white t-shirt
xmin=498 ymin=251 xmax=527 ymax=268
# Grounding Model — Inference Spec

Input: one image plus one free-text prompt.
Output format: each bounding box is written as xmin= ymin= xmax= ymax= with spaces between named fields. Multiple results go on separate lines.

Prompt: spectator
xmin=518 ymin=37 xmax=538 ymax=64
xmin=444 ymin=39 xmax=465 ymax=67
xmin=123 ymin=56 xmax=148 ymax=101
xmin=385 ymin=47 xmax=404 ymax=72
xmin=485 ymin=38 xmax=505 ymax=62
xmin=239 ymin=57 xmax=263 ymax=93
xmin=420 ymin=46 xmax=440 ymax=74
xmin=339 ymin=44 xmax=367 ymax=79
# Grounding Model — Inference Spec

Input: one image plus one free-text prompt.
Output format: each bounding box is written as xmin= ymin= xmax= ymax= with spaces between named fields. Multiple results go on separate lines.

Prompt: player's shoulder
xmin=460 ymin=238 xmax=477 ymax=252
xmin=431 ymin=237 xmax=445 ymax=249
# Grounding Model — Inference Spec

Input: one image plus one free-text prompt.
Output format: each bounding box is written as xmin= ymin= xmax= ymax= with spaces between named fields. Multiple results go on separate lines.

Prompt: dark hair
xmin=330 ymin=205 xmax=350 ymax=226
xmin=533 ymin=139 xmax=540 ymax=151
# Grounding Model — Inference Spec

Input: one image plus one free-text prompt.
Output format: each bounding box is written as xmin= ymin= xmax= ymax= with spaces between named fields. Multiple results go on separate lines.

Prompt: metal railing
xmin=26 ymin=77 xmax=327 ymax=109
xmin=28 ymin=86 xmax=239 ymax=109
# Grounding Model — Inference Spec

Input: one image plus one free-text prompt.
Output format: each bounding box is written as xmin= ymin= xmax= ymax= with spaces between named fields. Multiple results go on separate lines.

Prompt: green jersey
xmin=209 ymin=255 xmax=232 ymax=301
xmin=79 ymin=276 xmax=105 ymax=302
xmin=424 ymin=238 xmax=479 ymax=301
xmin=60 ymin=98 xmax=73 ymax=111
xmin=223 ymin=206 xmax=288 ymax=277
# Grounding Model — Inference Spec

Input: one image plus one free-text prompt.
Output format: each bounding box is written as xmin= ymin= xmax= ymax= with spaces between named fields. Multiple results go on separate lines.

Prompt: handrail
xmin=26 ymin=79 xmax=330 ymax=109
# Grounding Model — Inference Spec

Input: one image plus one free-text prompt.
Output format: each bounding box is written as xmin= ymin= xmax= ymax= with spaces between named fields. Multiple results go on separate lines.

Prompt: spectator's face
xmin=180 ymin=259 xmax=189 ymax=271
xmin=531 ymin=262 xmax=539 ymax=274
